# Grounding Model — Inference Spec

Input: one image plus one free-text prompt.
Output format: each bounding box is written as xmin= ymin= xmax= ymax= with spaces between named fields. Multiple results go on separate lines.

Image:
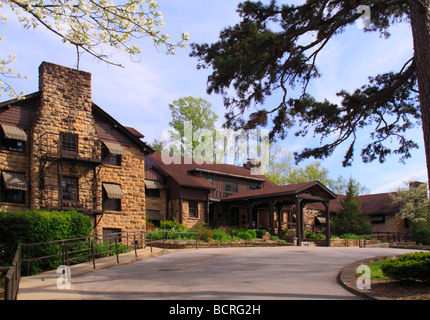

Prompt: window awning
xmin=103 ymin=183 xmax=124 ymax=199
xmin=1 ymin=124 xmax=27 ymax=141
xmin=145 ymin=180 xmax=164 ymax=189
xmin=315 ymin=217 xmax=326 ymax=225
xmin=2 ymin=172 xmax=27 ymax=190
xmin=103 ymin=141 xmax=125 ymax=155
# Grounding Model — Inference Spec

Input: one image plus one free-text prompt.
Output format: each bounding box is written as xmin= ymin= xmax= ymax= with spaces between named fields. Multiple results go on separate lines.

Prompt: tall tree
xmin=166 ymin=96 xmax=219 ymax=159
xmin=191 ymin=0 xmax=430 ymax=184
xmin=0 ymin=0 xmax=189 ymax=97
xmin=265 ymin=146 xmax=369 ymax=194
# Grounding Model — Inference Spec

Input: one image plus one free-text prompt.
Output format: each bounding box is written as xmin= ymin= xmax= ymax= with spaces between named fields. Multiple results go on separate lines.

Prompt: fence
xmin=1 ymin=230 xmax=197 ymax=300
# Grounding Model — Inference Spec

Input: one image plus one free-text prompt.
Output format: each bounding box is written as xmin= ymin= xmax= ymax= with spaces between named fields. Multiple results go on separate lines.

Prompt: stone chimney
xmin=243 ymin=159 xmax=262 ymax=175
xmin=34 ymin=62 xmax=99 ymax=157
xmin=30 ymin=62 xmax=101 ymax=210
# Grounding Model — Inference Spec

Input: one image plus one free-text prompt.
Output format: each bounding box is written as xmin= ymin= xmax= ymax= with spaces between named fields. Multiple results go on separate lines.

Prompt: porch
xmin=214 ymin=181 xmax=337 ymax=246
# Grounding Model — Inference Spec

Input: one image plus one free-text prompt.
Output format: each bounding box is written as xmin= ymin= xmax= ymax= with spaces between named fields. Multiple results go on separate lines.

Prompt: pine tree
xmin=331 ymin=178 xmax=372 ymax=236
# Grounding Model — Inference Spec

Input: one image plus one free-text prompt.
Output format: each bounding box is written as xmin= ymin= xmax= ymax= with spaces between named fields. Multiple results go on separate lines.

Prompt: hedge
xmin=381 ymin=252 xmax=430 ymax=281
xmin=0 ymin=209 xmax=92 ymax=273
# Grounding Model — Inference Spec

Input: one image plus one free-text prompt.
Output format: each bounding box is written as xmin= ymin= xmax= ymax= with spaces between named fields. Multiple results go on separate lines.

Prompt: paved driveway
xmin=72 ymin=246 xmax=419 ymax=300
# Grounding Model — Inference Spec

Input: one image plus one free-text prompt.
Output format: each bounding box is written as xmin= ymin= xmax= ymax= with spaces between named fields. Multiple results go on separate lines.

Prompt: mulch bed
xmin=370 ymin=280 xmax=430 ymax=300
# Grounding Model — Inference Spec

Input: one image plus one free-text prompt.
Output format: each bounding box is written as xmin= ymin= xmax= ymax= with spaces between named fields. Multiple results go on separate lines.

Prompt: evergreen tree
xmin=331 ymin=178 xmax=372 ymax=235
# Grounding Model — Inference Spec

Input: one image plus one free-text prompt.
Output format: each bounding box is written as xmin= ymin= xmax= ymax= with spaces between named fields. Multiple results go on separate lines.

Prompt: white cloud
xmin=371 ymin=169 xmax=428 ymax=194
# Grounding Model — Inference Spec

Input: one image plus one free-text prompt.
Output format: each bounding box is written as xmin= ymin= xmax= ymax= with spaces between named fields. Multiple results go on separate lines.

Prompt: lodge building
xmin=0 ymin=61 xmax=410 ymax=245
xmin=0 ymin=62 xmax=152 ymax=238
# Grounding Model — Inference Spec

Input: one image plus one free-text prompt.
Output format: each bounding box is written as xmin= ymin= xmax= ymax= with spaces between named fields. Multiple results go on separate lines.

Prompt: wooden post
xmin=247 ymin=202 xmax=254 ymax=229
xmin=275 ymin=203 xmax=283 ymax=236
xmin=269 ymin=199 xmax=276 ymax=236
xmin=324 ymin=200 xmax=331 ymax=247
xmin=295 ymin=197 xmax=302 ymax=246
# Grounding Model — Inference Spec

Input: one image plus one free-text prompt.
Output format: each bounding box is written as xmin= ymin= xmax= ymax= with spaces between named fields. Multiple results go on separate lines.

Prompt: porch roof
xmin=222 ymin=181 xmax=337 ymax=203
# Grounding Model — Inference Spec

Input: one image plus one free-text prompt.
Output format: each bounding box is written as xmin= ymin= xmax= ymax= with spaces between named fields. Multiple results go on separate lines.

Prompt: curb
xmin=337 ymin=256 xmax=394 ymax=300
xmin=17 ymin=247 xmax=176 ymax=300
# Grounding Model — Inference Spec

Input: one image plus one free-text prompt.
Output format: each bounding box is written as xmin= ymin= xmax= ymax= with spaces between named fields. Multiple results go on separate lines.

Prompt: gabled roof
xmin=307 ymin=192 xmax=400 ymax=215
xmin=359 ymin=192 xmax=400 ymax=215
xmin=0 ymin=92 xmax=152 ymax=154
xmin=223 ymin=181 xmax=337 ymax=201
xmin=0 ymin=92 xmax=40 ymax=130
xmin=148 ymin=152 xmax=277 ymax=190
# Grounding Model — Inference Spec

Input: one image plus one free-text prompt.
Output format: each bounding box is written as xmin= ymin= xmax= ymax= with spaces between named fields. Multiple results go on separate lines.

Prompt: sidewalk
xmin=18 ymin=247 xmax=174 ymax=300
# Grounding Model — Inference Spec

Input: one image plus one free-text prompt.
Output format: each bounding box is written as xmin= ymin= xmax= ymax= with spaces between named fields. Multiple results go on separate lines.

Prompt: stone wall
xmin=26 ymin=62 xmax=147 ymax=236
xmin=96 ymin=145 xmax=146 ymax=235
xmin=181 ymin=200 xmax=206 ymax=228
xmin=366 ymin=214 xmax=406 ymax=233
xmin=30 ymin=62 xmax=100 ymax=211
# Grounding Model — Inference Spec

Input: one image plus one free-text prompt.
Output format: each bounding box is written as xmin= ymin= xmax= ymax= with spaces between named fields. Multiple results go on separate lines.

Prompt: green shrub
xmin=0 ymin=209 xmax=92 ymax=274
xmin=381 ymin=252 xmax=430 ymax=281
xmin=211 ymin=229 xmax=234 ymax=242
xmin=232 ymin=228 xmax=256 ymax=241
xmin=255 ymin=229 xmax=266 ymax=238
xmin=305 ymin=232 xmax=325 ymax=239
xmin=160 ymin=219 xmax=187 ymax=232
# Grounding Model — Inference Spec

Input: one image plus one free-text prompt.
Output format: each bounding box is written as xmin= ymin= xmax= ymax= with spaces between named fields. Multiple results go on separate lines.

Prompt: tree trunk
xmin=409 ymin=0 xmax=430 ymax=186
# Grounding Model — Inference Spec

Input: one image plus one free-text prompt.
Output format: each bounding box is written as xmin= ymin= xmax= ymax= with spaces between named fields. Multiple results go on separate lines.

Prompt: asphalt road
xmin=72 ymin=246 xmax=419 ymax=300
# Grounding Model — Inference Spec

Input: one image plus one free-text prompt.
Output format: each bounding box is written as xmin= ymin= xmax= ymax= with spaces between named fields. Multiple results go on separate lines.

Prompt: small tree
xmin=331 ymin=178 xmax=372 ymax=236
xmin=390 ymin=182 xmax=430 ymax=244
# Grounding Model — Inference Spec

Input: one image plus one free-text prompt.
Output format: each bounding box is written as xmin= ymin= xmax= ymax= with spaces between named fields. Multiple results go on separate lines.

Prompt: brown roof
xmin=148 ymin=152 xmax=277 ymax=190
xmin=0 ymin=92 xmax=40 ymax=130
xmin=307 ymin=192 xmax=400 ymax=215
xmin=124 ymin=126 xmax=145 ymax=139
xmin=223 ymin=181 xmax=337 ymax=201
xmin=359 ymin=192 xmax=400 ymax=215
xmin=0 ymin=92 xmax=152 ymax=153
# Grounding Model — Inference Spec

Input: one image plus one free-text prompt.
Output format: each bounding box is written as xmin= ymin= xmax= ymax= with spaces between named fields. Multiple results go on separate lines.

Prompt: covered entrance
xmin=221 ymin=181 xmax=337 ymax=246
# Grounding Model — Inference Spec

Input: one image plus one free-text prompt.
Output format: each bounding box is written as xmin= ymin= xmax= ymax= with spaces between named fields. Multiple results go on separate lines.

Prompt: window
xmin=205 ymin=177 xmax=214 ymax=185
xmin=61 ymin=177 xmax=78 ymax=204
xmin=370 ymin=215 xmax=385 ymax=225
xmin=0 ymin=124 xmax=27 ymax=153
xmin=1 ymin=172 xmax=26 ymax=204
xmin=249 ymin=182 xmax=258 ymax=190
xmin=146 ymin=188 xmax=160 ymax=198
xmin=102 ymin=183 xmax=123 ymax=211
xmin=60 ymin=133 xmax=78 ymax=154
xmin=0 ymin=138 xmax=25 ymax=153
xmin=147 ymin=210 xmax=162 ymax=227
xmin=188 ymin=201 xmax=198 ymax=218
xmin=225 ymin=180 xmax=238 ymax=193
xmin=101 ymin=142 xmax=124 ymax=166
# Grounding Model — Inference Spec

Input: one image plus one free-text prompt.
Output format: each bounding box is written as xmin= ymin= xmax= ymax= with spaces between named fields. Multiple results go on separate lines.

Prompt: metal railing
xmin=1 ymin=230 xmax=197 ymax=300
xmin=357 ymin=232 xmax=416 ymax=247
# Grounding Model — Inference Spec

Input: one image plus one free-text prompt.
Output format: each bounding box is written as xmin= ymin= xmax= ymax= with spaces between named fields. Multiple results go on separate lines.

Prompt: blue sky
xmin=1 ymin=0 xmax=427 ymax=194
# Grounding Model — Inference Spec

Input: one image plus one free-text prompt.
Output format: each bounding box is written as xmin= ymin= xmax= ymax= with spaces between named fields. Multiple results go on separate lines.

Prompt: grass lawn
xmin=367 ymin=260 xmax=391 ymax=281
